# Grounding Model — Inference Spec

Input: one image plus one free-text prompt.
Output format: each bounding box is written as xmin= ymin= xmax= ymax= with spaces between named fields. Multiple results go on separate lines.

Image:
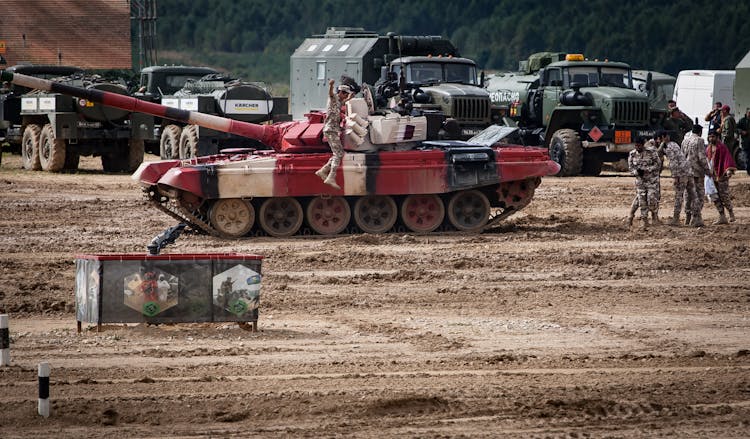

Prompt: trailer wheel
xmin=548 ymin=128 xmax=582 ymax=176
xmin=38 ymin=124 xmax=66 ymax=172
xmin=160 ymin=125 xmax=181 ymax=159
xmin=179 ymin=125 xmax=198 ymax=159
xmin=21 ymin=124 xmax=42 ymax=170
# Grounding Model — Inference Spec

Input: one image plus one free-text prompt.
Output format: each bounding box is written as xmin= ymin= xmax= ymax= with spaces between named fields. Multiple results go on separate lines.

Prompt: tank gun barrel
xmin=0 ymin=70 xmax=280 ymax=149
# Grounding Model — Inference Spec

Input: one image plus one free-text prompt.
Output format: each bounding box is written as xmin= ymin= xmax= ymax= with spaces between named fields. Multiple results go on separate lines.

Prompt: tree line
xmin=155 ymin=0 xmax=750 ymax=91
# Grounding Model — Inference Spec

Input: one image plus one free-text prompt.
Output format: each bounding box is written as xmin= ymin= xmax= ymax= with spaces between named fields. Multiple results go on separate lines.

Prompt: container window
xmin=338 ymin=44 xmax=350 ymax=52
xmin=317 ymin=62 xmax=326 ymax=80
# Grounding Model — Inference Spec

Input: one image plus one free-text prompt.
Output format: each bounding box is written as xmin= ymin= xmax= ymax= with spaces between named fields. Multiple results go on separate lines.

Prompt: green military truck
xmin=1 ymin=64 xmax=85 ymax=163
xmin=485 ymin=53 xmax=661 ymax=176
xmin=291 ymin=27 xmax=491 ymax=139
xmin=137 ymin=66 xmax=290 ymax=158
xmin=15 ymin=68 xmax=153 ymax=172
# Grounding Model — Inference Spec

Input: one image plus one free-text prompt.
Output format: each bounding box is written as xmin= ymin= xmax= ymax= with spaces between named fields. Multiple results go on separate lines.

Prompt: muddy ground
xmin=0 ymin=152 xmax=749 ymax=438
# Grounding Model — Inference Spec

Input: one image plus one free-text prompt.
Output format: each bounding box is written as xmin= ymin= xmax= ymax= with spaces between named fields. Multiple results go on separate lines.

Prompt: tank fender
xmin=132 ymin=160 xmax=181 ymax=185
xmin=156 ymin=165 xmax=217 ymax=199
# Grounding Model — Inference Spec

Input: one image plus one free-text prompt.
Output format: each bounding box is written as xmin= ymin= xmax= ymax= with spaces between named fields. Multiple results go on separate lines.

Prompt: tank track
xmin=143 ymin=177 xmax=540 ymax=238
xmin=143 ymin=188 xmax=219 ymax=237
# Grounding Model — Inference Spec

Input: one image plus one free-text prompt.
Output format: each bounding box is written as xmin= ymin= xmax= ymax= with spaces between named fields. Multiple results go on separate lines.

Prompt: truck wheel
xmin=21 ymin=124 xmax=42 ymax=170
xmin=38 ymin=124 xmax=66 ymax=172
xmin=127 ymin=139 xmax=145 ymax=172
xmin=160 ymin=125 xmax=181 ymax=159
xmin=548 ymin=128 xmax=582 ymax=176
xmin=179 ymin=125 xmax=198 ymax=159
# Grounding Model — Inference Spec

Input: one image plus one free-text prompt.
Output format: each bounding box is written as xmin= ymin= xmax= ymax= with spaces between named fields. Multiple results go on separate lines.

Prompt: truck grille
xmin=612 ymin=100 xmax=648 ymax=125
xmin=453 ymin=97 xmax=490 ymax=123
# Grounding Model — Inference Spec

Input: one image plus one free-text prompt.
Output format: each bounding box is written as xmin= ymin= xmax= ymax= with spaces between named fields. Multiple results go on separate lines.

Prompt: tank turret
xmin=1 ymin=69 xmax=559 ymax=239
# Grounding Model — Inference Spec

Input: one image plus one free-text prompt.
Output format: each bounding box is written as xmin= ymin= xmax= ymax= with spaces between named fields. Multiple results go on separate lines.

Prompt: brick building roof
xmin=0 ymin=0 xmax=131 ymax=69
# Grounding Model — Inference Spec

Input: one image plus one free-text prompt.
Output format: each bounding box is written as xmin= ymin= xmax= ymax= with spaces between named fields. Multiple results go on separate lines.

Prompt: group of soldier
xmin=627 ymin=104 xmax=739 ymax=230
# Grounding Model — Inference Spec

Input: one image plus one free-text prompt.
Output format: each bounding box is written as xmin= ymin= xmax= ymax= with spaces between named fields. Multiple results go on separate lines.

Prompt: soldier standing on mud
xmin=681 ymin=122 xmax=711 ymax=227
xmin=705 ymin=101 xmax=723 ymax=133
xmin=717 ymin=104 xmax=737 ymax=160
xmin=658 ymin=130 xmax=697 ymax=226
xmin=316 ymin=78 xmax=356 ymax=190
xmin=662 ymin=107 xmax=691 ymax=145
xmin=706 ymin=131 xmax=737 ymax=224
xmin=628 ymin=137 xmax=662 ymax=229
xmin=626 ymin=135 xmax=662 ymax=225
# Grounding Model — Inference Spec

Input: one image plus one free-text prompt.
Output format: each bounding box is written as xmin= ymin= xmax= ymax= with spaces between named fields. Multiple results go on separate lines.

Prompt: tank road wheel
xmin=21 ymin=124 xmax=42 ymax=170
xmin=306 ymin=196 xmax=351 ymax=235
xmin=209 ymin=198 xmax=255 ymax=238
xmin=447 ymin=190 xmax=491 ymax=232
xmin=160 ymin=125 xmax=182 ymax=159
xmin=353 ymin=195 xmax=398 ymax=234
xmin=258 ymin=197 xmax=304 ymax=237
xmin=400 ymin=194 xmax=445 ymax=234
xmin=548 ymin=128 xmax=582 ymax=176
xmin=127 ymin=139 xmax=145 ymax=172
xmin=38 ymin=124 xmax=66 ymax=172
xmin=179 ymin=125 xmax=199 ymax=159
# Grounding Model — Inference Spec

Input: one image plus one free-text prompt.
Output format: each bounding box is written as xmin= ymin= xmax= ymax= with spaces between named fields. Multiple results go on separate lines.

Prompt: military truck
xmin=632 ymin=70 xmax=675 ymax=113
xmin=135 ymin=65 xmax=220 ymax=156
xmin=16 ymin=69 xmax=153 ymax=172
xmin=291 ymin=27 xmax=491 ymax=139
xmin=137 ymin=66 xmax=290 ymax=158
xmin=485 ymin=52 xmax=660 ymax=176
xmin=1 ymin=64 xmax=84 ymax=152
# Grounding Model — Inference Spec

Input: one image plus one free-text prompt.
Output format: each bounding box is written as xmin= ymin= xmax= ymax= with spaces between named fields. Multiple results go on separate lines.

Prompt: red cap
xmin=722 ymin=104 xmax=730 ymax=112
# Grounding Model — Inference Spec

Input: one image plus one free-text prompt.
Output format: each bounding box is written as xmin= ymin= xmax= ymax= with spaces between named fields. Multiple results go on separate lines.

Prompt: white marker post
xmin=0 ymin=314 xmax=9 ymax=366
xmin=38 ymin=362 xmax=50 ymax=418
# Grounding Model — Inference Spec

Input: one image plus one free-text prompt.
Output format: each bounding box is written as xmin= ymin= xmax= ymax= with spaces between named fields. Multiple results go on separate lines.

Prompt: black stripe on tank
xmin=164 ymin=107 xmax=192 ymax=123
xmin=364 ymin=153 xmax=380 ymax=194
xmin=198 ymin=166 xmax=220 ymax=199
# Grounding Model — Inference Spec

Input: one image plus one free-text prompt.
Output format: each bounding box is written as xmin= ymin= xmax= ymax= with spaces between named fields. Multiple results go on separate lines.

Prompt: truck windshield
xmin=405 ymin=62 xmax=478 ymax=85
xmin=564 ymin=66 xmax=632 ymax=88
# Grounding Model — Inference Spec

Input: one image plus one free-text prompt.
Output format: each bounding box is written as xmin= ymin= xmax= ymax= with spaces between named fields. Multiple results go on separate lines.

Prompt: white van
xmin=673 ymin=70 xmax=735 ymax=139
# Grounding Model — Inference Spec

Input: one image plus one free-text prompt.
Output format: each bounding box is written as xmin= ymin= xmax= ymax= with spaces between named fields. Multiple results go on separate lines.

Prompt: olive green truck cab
xmin=485 ymin=53 xmax=663 ymax=176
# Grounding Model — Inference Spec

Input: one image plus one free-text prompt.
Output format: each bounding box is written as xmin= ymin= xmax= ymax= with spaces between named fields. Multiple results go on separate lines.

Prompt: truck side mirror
xmin=645 ymin=72 xmax=653 ymax=92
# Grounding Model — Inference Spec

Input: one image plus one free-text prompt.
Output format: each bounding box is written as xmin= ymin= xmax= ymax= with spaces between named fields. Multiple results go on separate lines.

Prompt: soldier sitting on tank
xmin=316 ymin=76 xmax=358 ymax=189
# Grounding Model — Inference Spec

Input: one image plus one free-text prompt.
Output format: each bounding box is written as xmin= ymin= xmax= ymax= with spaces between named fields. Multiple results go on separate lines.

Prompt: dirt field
xmin=1 ymin=152 xmax=749 ymax=438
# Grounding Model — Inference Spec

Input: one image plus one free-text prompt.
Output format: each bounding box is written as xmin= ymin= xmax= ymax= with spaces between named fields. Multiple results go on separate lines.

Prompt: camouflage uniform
xmin=662 ymin=140 xmax=697 ymax=225
xmin=628 ymin=145 xmax=661 ymax=227
xmin=706 ymin=140 xmax=736 ymax=223
xmin=662 ymin=114 xmax=691 ymax=145
xmin=681 ymin=131 xmax=710 ymax=225
xmin=317 ymin=87 xmax=345 ymax=188
xmin=719 ymin=113 xmax=737 ymax=155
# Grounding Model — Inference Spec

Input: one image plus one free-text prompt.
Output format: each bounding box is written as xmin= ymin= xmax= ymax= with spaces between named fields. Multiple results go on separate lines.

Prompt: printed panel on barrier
xmin=212 ymin=261 xmax=262 ymax=322
xmin=100 ymin=260 xmax=212 ymax=323
xmin=75 ymin=259 xmax=101 ymax=323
